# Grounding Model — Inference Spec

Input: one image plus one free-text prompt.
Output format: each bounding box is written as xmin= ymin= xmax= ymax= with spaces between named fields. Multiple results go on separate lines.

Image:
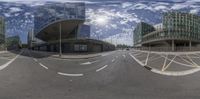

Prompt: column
xmin=172 ymin=40 xmax=174 ymax=51
xmin=189 ymin=40 xmax=191 ymax=51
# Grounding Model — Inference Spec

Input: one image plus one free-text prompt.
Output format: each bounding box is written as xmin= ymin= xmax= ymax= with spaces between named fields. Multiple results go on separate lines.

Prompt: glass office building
xmin=133 ymin=22 xmax=155 ymax=46
xmin=34 ymin=3 xmax=85 ymax=41
xmin=32 ymin=3 xmax=115 ymax=53
xmin=77 ymin=24 xmax=90 ymax=39
xmin=133 ymin=12 xmax=200 ymax=50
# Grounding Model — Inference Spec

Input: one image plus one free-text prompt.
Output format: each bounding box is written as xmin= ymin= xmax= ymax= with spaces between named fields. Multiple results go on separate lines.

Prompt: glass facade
xmin=133 ymin=22 xmax=155 ymax=45
xmin=34 ymin=3 xmax=85 ymax=35
xmin=134 ymin=12 xmax=200 ymax=46
xmin=77 ymin=24 xmax=90 ymax=39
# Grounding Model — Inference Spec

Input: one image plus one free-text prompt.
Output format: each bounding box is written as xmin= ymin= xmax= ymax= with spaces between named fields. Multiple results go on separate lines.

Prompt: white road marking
xmin=162 ymin=55 xmax=176 ymax=71
xmin=0 ymin=51 xmax=23 ymax=70
xmin=80 ymin=60 xmax=99 ymax=65
xmin=152 ymin=67 xmax=200 ymax=76
xmin=159 ymin=54 xmax=196 ymax=67
xmin=133 ymin=52 xmax=143 ymax=56
xmin=116 ymin=56 xmax=118 ymax=58
xmin=57 ymin=72 xmax=83 ymax=77
xmin=178 ymin=55 xmax=194 ymax=65
xmin=123 ymin=55 xmax=126 ymax=58
xmin=145 ymin=52 xmax=150 ymax=65
xmin=129 ymin=53 xmax=145 ymax=66
xmin=112 ymin=59 xmax=115 ymax=62
xmin=39 ymin=63 xmax=48 ymax=69
xmin=186 ymin=54 xmax=199 ymax=67
xmin=96 ymin=65 xmax=108 ymax=72
xmin=33 ymin=58 xmax=38 ymax=62
xmin=161 ymin=54 xmax=168 ymax=71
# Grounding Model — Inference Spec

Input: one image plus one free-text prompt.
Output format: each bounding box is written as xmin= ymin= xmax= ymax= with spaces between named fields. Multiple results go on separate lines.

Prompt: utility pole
xmin=59 ymin=23 xmax=62 ymax=57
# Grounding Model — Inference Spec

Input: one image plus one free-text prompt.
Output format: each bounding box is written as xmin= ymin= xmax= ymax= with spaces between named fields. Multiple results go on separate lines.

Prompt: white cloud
xmin=171 ymin=4 xmax=188 ymax=10
xmin=122 ymin=2 xmax=132 ymax=8
xmin=4 ymin=13 xmax=11 ymax=17
xmin=9 ymin=7 xmax=22 ymax=13
xmin=190 ymin=9 xmax=199 ymax=14
xmin=154 ymin=5 xmax=168 ymax=11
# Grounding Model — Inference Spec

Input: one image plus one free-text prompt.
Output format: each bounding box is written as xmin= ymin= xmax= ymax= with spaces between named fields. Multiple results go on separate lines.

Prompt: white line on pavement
xmin=151 ymin=67 xmax=200 ymax=76
xmin=0 ymin=51 xmax=23 ymax=70
xmin=116 ymin=56 xmax=118 ymax=58
xmin=39 ymin=63 xmax=48 ymax=69
xmin=145 ymin=52 xmax=150 ymax=65
xmin=80 ymin=60 xmax=99 ymax=65
xmin=96 ymin=65 xmax=108 ymax=72
xmin=123 ymin=55 xmax=126 ymax=58
xmin=33 ymin=58 xmax=38 ymax=62
xmin=129 ymin=53 xmax=145 ymax=66
xmin=112 ymin=59 xmax=115 ymax=62
xmin=57 ymin=72 xmax=83 ymax=77
xmin=162 ymin=55 xmax=176 ymax=71
xmin=159 ymin=54 xmax=195 ymax=67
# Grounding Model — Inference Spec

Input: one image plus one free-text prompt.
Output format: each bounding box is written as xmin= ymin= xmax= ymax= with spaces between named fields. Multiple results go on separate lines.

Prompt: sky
xmin=0 ymin=0 xmax=200 ymax=46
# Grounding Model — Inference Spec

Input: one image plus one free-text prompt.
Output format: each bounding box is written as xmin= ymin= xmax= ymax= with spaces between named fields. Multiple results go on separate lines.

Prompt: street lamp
xmin=59 ymin=23 xmax=62 ymax=57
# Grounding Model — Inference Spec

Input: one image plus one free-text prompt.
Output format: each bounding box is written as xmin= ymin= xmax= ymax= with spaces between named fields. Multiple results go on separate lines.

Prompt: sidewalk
xmin=31 ymin=50 xmax=115 ymax=59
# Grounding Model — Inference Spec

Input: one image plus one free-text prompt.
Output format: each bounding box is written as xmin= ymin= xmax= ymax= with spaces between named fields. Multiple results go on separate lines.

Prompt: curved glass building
xmin=32 ymin=3 xmax=115 ymax=53
xmin=134 ymin=12 xmax=200 ymax=51
xmin=34 ymin=3 xmax=85 ymax=41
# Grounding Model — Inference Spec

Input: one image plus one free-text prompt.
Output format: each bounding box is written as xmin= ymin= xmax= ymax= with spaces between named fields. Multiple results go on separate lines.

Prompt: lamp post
xmin=59 ymin=23 xmax=62 ymax=57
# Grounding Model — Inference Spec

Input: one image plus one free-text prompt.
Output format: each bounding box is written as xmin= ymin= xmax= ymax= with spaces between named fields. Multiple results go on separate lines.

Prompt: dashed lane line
xmin=112 ymin=59 xmax=115 ymax=62
xmin=96 ymin=65 xmax=108 ymax=72
xmin=0 ymin=51 xmax=23 ymax=70
xmin=57 ymin=72 xmax=83 ymax=77
xmin=39 ymin=63 xmax=48 ymax=69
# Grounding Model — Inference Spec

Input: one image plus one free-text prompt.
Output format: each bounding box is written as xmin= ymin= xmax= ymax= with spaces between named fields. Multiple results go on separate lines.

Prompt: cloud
xmin=4 ymin=13 xmax=11 ymax=17
xmin=9 ymin=7 xmax=22 ymax=13
xmin=122 ymin=2 xmax=132 ymax=8
xmin=190 ymin=9 xmax=199 ymax=14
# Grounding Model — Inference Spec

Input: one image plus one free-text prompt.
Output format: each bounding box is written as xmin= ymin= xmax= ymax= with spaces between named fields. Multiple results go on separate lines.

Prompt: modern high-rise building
xmin=133 ymin=12 xmax=200 ymax=51
xmin=31 ymin=3 xmax=115 ymax=53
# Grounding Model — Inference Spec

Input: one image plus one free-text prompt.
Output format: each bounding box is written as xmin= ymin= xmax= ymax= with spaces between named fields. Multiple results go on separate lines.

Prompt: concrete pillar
xmin=189 ymin=40 xmax=192 ymax=51
xmin=172 ymin=40 xmax=174 ymax=51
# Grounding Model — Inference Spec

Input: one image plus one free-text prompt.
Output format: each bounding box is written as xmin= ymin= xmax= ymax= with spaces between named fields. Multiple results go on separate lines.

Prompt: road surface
xmin=0 ymin=49 xmax=200 ymax=99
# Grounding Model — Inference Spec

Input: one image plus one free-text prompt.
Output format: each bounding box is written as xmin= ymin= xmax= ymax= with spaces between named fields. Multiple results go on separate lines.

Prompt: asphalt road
xmin=0 ymin=49 xmax=200 ymax=99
